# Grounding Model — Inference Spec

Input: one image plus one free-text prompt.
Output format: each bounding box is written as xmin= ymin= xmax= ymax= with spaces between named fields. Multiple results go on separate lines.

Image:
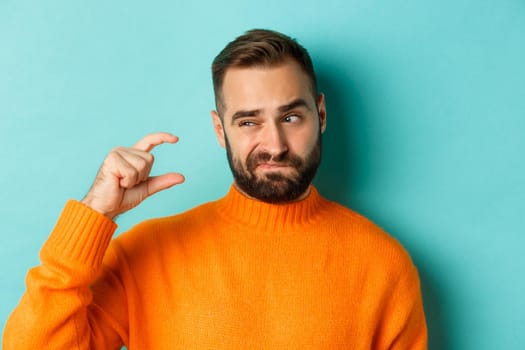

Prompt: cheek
xmin=226 ymin=133 xmax=256 ymax=161
xmin=288 ymin=126 xmax=319 ymax=155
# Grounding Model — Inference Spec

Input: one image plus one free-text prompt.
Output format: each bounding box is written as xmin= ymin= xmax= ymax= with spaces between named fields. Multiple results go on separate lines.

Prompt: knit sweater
xmin=3 ymin=185 xmax=427 ymax=349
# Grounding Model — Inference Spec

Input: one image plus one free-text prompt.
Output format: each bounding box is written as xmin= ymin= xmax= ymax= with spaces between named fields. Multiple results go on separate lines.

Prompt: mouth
xmin=256 ymin=162 xmax=291 ymax=170
xmin=254 ymin=163 xmax=297 ymax=176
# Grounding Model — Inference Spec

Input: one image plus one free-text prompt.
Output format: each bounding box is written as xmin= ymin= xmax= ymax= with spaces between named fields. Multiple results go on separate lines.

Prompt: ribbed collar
xmin=214 ymin=184 xmax=329 ymax=232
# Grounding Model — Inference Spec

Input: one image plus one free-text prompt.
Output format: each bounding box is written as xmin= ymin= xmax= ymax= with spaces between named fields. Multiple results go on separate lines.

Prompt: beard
xmin=225 ymin=131 xmax=322 ymax=203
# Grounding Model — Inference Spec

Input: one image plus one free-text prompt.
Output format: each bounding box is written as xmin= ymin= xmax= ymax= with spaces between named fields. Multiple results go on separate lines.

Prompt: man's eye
xmin=283 ymin=115 xmax=301 ymax=123
xmin=239 ymin=120 xmax=256 ymax=127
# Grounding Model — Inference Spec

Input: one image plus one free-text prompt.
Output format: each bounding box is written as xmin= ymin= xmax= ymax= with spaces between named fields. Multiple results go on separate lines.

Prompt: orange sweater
xmin=4 ymin=186 xmax=427 ymax=349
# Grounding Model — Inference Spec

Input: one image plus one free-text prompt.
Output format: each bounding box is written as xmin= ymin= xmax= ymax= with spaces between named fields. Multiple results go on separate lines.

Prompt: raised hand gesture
xmin=81 ymin=132 xmax=185 ymax=219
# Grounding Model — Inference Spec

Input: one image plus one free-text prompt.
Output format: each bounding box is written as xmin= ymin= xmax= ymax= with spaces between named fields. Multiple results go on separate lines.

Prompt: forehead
xmin=220 ymin=60 xmax=315 ymax=117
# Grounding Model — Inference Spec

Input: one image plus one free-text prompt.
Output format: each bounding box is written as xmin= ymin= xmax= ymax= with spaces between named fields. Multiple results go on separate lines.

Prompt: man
xmin=3 ymin=29 xmax=427 ymax=349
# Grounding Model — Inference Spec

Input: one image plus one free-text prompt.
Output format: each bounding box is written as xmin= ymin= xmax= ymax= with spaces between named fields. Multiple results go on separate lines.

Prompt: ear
xmin=211 ymin=110 xmax=226 ymax=148
xmin=317 ymin=93 xmax=327 ymax=133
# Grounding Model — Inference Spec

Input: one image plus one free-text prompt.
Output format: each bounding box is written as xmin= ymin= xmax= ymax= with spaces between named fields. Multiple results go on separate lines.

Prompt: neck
xmin=215 ymin=184 xmax=327 ymax=233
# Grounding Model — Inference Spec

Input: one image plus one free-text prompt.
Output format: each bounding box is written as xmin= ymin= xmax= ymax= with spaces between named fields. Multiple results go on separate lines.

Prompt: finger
xmin=146 ymin=173 xmax=185 ymax=197
xmin=105 ymin=151 xmax=142 ymax=189
xmin=114 ymin=148 xmax=154 ymax=183
xmin=133 ymin=132 xmax=179 ymax=152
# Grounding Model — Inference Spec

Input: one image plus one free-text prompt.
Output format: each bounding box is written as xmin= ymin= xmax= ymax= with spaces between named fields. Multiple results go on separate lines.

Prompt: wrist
xmin=80 ymin=196 xmax=117 ymax=220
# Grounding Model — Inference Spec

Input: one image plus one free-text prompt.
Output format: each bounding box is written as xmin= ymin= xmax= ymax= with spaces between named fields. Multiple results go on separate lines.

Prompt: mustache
xmin=246 ymin=151 xmax=303 ymax=171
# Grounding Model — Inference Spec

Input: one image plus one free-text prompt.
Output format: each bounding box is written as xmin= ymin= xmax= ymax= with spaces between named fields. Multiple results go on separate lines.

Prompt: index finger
xmin=133 ymin=132 xmax=179 ymax=152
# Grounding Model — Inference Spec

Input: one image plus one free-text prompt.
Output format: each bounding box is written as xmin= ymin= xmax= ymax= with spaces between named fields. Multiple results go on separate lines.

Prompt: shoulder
xmin=111 ymin=199 xmax=220 ymax=258
xmin=319 ymin=198 xmax=417 ymax=275
xmin=317 ymin=198 xmax=387 ymax=239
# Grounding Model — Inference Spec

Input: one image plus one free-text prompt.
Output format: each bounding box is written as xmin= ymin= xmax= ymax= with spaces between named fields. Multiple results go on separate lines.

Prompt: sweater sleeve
xmin=375 ymin=262 xmax=428 ymax=350
xmin=2 ymin=200 xmax=127 ymax=350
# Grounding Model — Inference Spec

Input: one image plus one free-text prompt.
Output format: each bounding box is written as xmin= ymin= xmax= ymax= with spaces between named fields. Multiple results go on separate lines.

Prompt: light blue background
xmin=1 ymin=1 xmax=524 ymax=349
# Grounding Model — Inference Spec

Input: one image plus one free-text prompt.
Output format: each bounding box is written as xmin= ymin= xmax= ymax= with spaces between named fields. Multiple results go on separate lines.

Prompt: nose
xmin=259 ymin=122 xmax=288 ymax=157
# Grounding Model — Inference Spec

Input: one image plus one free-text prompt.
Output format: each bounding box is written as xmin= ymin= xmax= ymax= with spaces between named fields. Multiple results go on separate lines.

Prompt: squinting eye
xmin=239 ymin=121 xmax=256 ymax=127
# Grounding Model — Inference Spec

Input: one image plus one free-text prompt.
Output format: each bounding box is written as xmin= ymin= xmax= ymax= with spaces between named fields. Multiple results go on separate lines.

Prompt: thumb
xmin=146 ymin=173 xmax=185 ymax=197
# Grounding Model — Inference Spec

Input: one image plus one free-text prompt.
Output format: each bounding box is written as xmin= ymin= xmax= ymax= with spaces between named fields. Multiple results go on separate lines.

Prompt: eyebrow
xmin=230 ymin=98 xmax=312 ymax=125
xmin=278 ymin=98 xmax=311 ymax=113
xmin=230 ymin=109 xmax=262 ymax=125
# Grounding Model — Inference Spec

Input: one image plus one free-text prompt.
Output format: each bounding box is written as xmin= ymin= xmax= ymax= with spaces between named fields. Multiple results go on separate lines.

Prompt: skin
xmin=81 ymin=133 xmax=185 ymax=219
xmin=82 ymin=59 xmax=326 ymax=219
xmin=211 ymin=59 xmax=327 ymax=201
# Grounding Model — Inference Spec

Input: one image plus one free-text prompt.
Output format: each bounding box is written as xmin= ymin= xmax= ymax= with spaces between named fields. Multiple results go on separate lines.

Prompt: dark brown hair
xmin=212 ymin=29 xmax=318 ymax=115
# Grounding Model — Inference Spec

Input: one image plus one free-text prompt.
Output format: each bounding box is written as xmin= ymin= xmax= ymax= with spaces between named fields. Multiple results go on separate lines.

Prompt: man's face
xmin=211 ymin=59 xmax=327 ymax=203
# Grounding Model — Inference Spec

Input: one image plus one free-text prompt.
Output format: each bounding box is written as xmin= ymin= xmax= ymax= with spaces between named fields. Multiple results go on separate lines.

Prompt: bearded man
xmin=4 ymin=29 xmax=427 ymax=350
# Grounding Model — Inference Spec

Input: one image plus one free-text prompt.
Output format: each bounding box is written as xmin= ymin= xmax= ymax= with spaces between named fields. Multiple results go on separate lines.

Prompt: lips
xmin=246 ymin=151 xmax=303 ymax=173
xmin=256 ymin=162 xmax=291 ymax=169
